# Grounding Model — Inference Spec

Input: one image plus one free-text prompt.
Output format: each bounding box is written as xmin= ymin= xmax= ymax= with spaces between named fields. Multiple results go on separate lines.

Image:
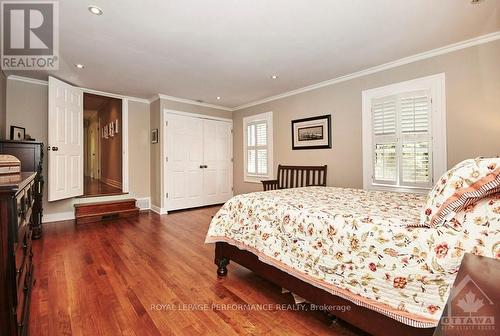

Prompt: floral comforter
xmin=205 ymin=187 xmax=500 ymax=327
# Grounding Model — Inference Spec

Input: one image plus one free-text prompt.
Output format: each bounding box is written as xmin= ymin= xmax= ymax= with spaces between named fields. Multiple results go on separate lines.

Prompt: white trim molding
xmin=42 ymin=211 xmax=75 ymax=223
xmin=233 ymin=31 xmax=500 ymax=111
xmin=163 ymin=109 xmax=233 ymax=123
xmin=122 ymin=98 xmax=130 ymax=193
xmin=150 ymin=204 xmax=168 ymax=215
xmin=243 ymin=111 xmax=274 ymax=183
xmin=150 ymin=93 xmax=233 ymax=111
xmin=362 ymin=73 xmax=447 ymax=193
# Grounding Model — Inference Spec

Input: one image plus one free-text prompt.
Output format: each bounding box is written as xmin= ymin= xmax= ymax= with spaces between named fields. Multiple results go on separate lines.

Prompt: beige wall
xmin=0 ymin=71 xmax=5 ymax=139
xmin=149 ymin=97 xmax=232 ymax=209
xmin=5 ymin=79 xmax=151 ymax=219
xmin=233 ymin=40 xmax=500 ymax=195
xmin=129 ymin=101 xmax=151 ymax=199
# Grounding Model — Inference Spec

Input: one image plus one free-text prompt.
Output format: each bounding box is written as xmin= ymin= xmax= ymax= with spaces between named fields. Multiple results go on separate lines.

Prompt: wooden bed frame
xmin=214 ymin=242 xmax=435 ymax=336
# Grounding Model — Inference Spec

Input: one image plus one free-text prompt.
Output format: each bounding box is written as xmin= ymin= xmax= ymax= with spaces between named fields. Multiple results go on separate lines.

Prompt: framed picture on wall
xmin=115 ymin=119 xmax=119 ymax=134
xmin=109 ymin=122 xmax=114 ymax=137
xmin=151 ymin=129 xmax=158 ymax=144
xmin=10 ymin=126 xmax=26 ymax=141
xmin=291 ymin=114 xmax=332 ymax=150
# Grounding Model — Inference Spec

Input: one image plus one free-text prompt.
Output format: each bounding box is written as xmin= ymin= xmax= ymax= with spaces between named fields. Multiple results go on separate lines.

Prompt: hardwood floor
xmin=83 ymin=176 xmax=122 ymax=197
xmin=30 ymin=206 xmax=367 ymax=336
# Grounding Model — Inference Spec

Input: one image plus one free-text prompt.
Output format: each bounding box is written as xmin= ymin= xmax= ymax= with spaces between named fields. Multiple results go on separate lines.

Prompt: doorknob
xmin=199 ymin=165 xmax=208 ymax=169
xmin=52 ymin=146 xmax=59 ymax=151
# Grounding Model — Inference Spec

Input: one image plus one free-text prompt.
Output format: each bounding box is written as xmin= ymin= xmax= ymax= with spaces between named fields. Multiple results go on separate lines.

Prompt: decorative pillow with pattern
xmin=419 ymin=157 xmax=500 ymax=228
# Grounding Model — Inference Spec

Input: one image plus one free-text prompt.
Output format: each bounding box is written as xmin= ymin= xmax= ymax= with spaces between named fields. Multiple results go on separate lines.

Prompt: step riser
xmin=74 ymin=199 xmax=139 ymax=225
xmin=75 ymin=201 xmax=136 ymax=216
xmin=76 ymin=208 xmax=140 ymax=225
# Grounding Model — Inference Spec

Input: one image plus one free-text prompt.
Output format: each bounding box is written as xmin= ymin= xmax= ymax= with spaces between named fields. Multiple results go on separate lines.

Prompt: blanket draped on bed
xmin=205 ymin=187 xmax=500 ymax=327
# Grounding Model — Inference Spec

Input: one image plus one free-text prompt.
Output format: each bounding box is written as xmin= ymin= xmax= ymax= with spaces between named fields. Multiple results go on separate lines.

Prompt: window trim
xmin=362 ymin=73 xmax=447 ymax=193
xmin=243 ymin=111 xmax=273 ymax=183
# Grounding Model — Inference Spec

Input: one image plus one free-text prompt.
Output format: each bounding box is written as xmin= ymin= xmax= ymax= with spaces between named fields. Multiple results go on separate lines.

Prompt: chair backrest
xmin=277 ymin=165 xmax=327 ymax=189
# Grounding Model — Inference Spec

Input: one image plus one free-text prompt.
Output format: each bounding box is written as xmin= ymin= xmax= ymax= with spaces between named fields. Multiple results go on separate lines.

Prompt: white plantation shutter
xmin=371 ymin=90 xmax=433 ymax=189
xmin=372 ymin=96 xmax=398 ymax=184
xmin=245 ymin=117 xmax=271 ymax=178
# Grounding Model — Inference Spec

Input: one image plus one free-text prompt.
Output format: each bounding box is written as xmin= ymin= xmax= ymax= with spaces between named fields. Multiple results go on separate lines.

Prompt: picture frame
xmin=115 ymin=119 xmax=119 ymax=134
xmin=104 ymin=125 xmax=109 ymax=139
xmin=291 ymin=114 xmax=332 ymax=150
xmin=10 ymin=126 xmax=26 ymax=141
xmin=109 ymin=122 xmax=114 ymax=137
xmin=151 ymin=129 xmax=158 ymax=144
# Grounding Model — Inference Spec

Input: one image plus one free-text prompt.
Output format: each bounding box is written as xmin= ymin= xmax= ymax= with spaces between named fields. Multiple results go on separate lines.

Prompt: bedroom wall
xmin=149 ymin=97 xmax=232 ymax=211
xmin=233 ymin=39 xmax=500 ymax=195
xmin=5 ymin=78 xmax=151 ymax=221
xmin=0 ymin=71 xmax=6 ymax=139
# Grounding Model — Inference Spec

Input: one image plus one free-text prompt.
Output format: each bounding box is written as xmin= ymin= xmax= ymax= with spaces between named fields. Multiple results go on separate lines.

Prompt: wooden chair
xmin=261 ymin=165 xmax=327 ymax=191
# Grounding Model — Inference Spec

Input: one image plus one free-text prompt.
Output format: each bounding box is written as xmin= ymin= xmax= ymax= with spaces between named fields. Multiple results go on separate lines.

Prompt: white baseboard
xmin=136 ymin=197 xmax=151 ymax=210
xmin=150 ymin=204 xmax=168 ymax=215
xmin=42 ymin=211 xmax=75 ymax=223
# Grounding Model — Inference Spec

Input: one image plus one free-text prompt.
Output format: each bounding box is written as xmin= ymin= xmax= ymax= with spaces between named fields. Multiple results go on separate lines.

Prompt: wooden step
xmin=74 ymin=199 xmax=139 ymax=224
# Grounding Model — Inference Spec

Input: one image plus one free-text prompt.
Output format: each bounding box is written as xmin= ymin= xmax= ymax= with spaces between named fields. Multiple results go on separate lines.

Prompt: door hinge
xmin=231 ymin=128 xmax=233 ymax=134
xmin=166 ymin=156 xmax=168 ymax=162
xmin=166 ymin=121 xmax=168 ymax=127
xmin=231 ymin=157 xmax=233 ymax=162
xmin=166 ymin=192 xmax=169 ymax=198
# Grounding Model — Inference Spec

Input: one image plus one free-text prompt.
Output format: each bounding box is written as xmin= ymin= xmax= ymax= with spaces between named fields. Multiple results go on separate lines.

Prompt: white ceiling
xmin=7 ymin=0 xmax=500 ymax=108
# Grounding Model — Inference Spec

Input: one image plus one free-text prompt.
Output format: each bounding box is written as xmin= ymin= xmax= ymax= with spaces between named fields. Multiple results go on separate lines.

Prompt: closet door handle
xmin=52 ymin=146 xmax=59 ymax=151
xmin=199 ymin=165 xmax=208 ymax=169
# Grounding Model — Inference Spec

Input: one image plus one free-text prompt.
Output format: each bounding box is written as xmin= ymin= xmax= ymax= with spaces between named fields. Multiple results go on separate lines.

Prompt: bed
xmin=205 ymin=160 xmax=500 ymax=336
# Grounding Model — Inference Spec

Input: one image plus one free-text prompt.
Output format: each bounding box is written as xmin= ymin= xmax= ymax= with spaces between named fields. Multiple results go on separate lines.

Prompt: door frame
xmin=162 ymin=109 xmax=233 ymax=213
xmin=82 ymin=88 xmax=129 ymax=193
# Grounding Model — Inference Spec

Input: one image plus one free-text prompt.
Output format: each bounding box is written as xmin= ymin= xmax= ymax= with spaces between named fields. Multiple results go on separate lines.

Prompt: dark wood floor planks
xmin=30 ymin=206 xmax=365 ymax=336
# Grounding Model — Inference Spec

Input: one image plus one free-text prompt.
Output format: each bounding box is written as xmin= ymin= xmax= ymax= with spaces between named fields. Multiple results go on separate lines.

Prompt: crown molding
xmin=6 ymin=31 xmax=499 ymax=112
xmin=232 ymin=31 xmax=500 ymax=111
xmin=151 ymin=93 xmax=233 ymax=111
xmin=7 ymin=75 xmax=150 ymax=103
xmin=7 ymin=75 xmax=48 ymax=86
xmin=81 ymin=87 xmax=150 ymax=104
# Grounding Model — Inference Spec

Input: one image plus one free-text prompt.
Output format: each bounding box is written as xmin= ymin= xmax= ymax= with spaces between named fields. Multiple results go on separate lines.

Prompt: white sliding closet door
xmin=165 ymin=113 xmax=233 ymax=211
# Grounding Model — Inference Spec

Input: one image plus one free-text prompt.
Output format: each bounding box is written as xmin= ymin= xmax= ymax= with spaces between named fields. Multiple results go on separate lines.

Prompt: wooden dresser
xmin=0 ymin=172 xmax=37 ymax=336
xmin=0 ymin=141 xmax=44 ymax=239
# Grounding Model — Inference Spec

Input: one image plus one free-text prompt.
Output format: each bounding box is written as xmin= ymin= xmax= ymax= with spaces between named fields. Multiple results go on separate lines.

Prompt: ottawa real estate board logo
xmin=1 ymin=1 xmax=58 ymax=70
xmin=440 ymin=274 xmax=496 ymax=332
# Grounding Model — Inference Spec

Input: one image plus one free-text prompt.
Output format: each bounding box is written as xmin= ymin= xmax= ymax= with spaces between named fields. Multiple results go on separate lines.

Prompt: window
xmin=244 ymin=112 xmax=273 ymax=183
xmin=362 ymin=74 xmax=446 ymax=193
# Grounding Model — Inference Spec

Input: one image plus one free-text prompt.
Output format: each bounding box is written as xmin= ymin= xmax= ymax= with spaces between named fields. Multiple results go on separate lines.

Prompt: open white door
xmin=48 ymin=76 xmax=84 ymax=201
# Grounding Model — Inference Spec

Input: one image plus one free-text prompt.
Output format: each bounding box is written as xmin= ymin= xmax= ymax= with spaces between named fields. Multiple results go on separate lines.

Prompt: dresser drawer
xmin=16 ymin=261 xmax=33 ymax=333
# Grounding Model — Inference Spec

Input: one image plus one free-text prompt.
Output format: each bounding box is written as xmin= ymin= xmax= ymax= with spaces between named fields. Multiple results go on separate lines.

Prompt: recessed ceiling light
xmin=216 ymin=96 xmax=221 ymax=100
xmin=88 ymin=5 xmax=103 ymax=15
xmin=271 ymin=75 xmax=278 ymax=79
xmin=75 ymin=63 xmax=85 ymax=69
